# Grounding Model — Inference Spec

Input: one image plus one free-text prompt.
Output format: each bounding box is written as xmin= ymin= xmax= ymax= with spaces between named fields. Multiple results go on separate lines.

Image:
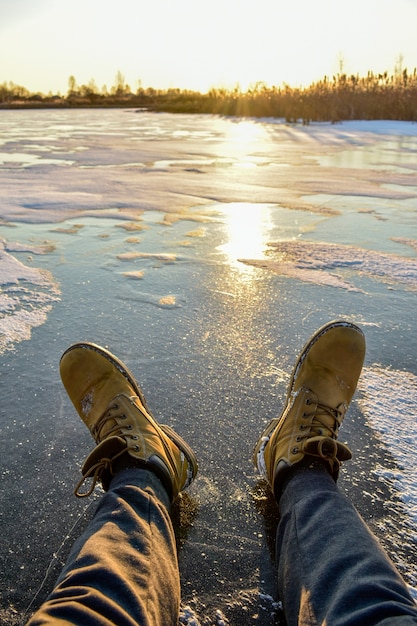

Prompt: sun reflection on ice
xmin=218 ymin=118 xmax=271 ymax=164
xmin=218 ymin=203 xmax=274 ymax=273
xmin=226 ymin=119 xmax=268 ymax=145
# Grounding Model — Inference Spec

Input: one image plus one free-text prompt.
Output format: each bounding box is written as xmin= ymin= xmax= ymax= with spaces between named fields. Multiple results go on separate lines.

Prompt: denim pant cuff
xmin=279 ymin=465 xmax=338 ymax=514
xmin=109 ymin=467 xmax=171 ymax=511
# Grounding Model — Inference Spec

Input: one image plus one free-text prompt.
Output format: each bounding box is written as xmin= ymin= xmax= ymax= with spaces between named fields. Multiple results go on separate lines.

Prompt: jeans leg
xmin=27 ymin=469 xmax=179 ymax=626
xmin=276 ymin=468 xmax=417 ymax=626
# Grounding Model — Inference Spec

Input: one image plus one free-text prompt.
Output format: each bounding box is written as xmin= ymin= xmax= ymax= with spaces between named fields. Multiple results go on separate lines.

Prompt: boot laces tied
xmin=304 ymin=401 xmax=345 ymax=473
xmin=75 ymin=402 xmax=134 ymax=498
xmin=74 ymin=447 xmax=127 ymax=498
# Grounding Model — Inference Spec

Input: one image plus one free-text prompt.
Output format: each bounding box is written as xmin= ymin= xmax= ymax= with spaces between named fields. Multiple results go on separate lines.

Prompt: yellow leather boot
xmin=60 ymin=342 xmax=198 ymax=501
xmin=253 ymin=320 xmax=365 ymax=495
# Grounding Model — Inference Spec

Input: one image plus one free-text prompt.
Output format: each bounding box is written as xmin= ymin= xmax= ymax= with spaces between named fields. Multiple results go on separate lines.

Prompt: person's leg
xmin=276 ymin=464 xmax=417 ymax=625
xmin=253 ymin=320 xmax=417 ymax=625
xmin=27 ymin=341 xmax=198 ymax=626
xmin=28 ymin=469 xmax=179 ymax=626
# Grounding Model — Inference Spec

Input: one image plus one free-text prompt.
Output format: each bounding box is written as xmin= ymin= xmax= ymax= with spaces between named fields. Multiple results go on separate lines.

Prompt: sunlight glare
xmin=227 ymin=120 xmax=267 ymax=145
xmin=218 ymin=203 xmax=274 ymax=273
xmin=220 ymin=120 xmax=270 ymax=164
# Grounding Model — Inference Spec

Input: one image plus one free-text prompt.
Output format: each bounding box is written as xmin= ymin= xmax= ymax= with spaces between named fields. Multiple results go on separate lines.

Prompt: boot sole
xmin=61 ymin=342 xmax=198 ymax=483
xmin=252 ymin=320 xmax=364 ymax=473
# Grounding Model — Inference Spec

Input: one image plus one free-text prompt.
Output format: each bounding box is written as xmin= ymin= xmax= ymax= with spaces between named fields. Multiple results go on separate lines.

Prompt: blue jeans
xmin=277 ymin=468 xmax=417 ymax=625
xmin=27 ymin=470 xmax=178 ymax=626
xmin=27 ymin=467 xmax=417 ymax=625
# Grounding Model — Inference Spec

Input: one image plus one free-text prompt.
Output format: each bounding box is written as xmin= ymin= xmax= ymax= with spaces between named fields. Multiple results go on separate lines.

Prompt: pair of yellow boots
xmin=60 ymin=320 xmax=365 ymax=501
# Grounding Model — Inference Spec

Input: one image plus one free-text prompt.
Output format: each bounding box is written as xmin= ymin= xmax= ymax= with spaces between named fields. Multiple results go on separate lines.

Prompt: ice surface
xmin=1 ymin=113 xmax=417 ymax=226
xmin=1 ymin=110 xmax=417 ymax=624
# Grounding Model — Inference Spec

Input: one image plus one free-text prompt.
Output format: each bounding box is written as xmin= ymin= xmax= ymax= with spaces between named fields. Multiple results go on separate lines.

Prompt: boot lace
xmin=74 ymin=401 xmax=139 ymax=498
xmin=91 ymin=402 xmax=131 ymax=443
xmin=304 ymin=399 xmax=344 ymax=439
xmin=295 ymin=398 xmax=347 ymax=470
xmin=74 ymin=452 xmax=126 ymax=498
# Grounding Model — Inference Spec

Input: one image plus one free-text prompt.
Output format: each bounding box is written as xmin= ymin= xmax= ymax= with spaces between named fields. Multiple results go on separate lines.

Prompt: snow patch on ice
xmin=358 ymin=365 xmax=417 ymax=526
xmin=0 ymin=239 xmax=60 ymax=354
xmin=179 ymin=605 xmax=201 ymax=625
xmin=392 ymin=238 xmax=417 ymax=253
xmin=240 ymin=241 xmax=417 ymax=292
xmin=122 ymin=271 xmax=144 ymax=280
xmin=119 ymin=289 xmax=182 ymax=309
xmin=116 ymin=252 xmax=177 ymax=262
xmin=409 ymin=586 xmax=417 ymax=603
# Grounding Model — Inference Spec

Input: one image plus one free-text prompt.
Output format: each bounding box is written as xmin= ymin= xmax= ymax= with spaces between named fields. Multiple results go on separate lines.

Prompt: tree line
xmin=1 ymin=68 xmax=417 ymax=123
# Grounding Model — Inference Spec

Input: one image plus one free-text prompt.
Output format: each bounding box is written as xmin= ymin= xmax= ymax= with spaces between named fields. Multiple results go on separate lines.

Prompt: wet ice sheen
xmin=1 ymin=111 xmax=417 ymax=624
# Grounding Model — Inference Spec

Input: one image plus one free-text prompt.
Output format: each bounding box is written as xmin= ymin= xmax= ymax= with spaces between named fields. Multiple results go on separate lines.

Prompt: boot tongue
xmin=81 ymin=436 xmax=127 ymax=474
xmin=75 ymin=436 xmax=128 ymax=497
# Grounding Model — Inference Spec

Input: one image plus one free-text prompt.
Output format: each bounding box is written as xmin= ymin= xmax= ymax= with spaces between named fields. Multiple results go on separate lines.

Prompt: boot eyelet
xmin=292 ymin=446 xmax=299 ymax=454
xmin=302 ymin=412 xmax=308 ymax=418
xmin=126 ymin=424 xmax=133 ymax=430
xmin=305 ymin=398 xmax=312 ymax=405
xmin=133 ymin=445 xmax=140 ymax=451
xmin=296 ymin=436 xmax=301 ymax=442
xmin=131 ymin=435 xmax=139 ymax=440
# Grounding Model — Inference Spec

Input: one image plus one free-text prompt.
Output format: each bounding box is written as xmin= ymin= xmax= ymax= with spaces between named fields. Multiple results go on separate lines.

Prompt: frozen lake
xmin=0 ymin=109 xmax=416 ymax=625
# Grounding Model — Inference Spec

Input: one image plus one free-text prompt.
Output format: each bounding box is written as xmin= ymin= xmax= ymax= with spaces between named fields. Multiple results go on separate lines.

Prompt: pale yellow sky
xmin=1 ymin=0 xmax=416 ymax=94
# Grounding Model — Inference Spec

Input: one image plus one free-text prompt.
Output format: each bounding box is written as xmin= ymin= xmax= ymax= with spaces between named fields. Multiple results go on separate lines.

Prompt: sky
xmin=1 ymin=0 xmax=417 ymax=95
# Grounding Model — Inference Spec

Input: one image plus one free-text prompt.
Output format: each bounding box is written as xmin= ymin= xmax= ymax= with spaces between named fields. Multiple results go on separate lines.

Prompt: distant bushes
xmin=1 ymin=69 xmax=417 ymax=122
xmin=148 ymin=71 xmax=417 ymax=123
